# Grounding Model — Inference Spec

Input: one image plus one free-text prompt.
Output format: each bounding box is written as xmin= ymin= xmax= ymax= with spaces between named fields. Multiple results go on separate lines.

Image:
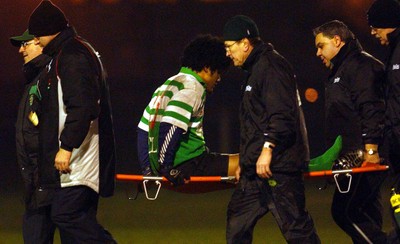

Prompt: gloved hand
xmin=159 ymin=166 xmax=189 ymax=186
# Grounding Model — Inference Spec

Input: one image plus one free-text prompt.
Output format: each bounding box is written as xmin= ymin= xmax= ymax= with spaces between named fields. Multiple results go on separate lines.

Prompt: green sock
xmin=307 ymin=135 xmax=342 ymax=171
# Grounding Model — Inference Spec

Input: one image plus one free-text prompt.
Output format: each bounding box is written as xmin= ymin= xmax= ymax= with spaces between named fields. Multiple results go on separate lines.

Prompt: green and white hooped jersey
xmin=138 ymin=67 xmax=207 ymax=173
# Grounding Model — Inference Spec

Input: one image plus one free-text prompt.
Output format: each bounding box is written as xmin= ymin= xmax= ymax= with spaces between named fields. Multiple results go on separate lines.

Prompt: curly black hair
xmin=181 ymin=34 xmax=232 ymax=74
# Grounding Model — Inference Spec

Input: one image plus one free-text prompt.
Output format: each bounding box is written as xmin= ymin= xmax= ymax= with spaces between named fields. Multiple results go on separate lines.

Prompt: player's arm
xmin=137 ymin=128 xmax=152 ymax=175
xmin=158 ymin=122 xmax=189 ymax=185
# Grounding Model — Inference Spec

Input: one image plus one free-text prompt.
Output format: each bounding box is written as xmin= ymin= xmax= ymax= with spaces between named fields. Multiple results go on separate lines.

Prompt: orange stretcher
xmin=116 ymin=174 xmax=236 ymax=200
xmin=116 ymin=163 xmax=389 ymax=200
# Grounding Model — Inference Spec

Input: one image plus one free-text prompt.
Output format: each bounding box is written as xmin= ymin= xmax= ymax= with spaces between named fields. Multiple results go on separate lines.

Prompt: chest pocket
xmin=326 ymin=77 xmax=356 ymax=112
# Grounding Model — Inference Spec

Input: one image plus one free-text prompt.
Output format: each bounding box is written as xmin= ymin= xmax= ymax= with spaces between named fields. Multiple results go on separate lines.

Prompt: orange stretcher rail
xmin=117 ymin=164 xmax=389 ymax=182
xmin=116 ymin=174 xmax=235 ymax=182
xmin=304 ymin=163 xmax=389 ymax=177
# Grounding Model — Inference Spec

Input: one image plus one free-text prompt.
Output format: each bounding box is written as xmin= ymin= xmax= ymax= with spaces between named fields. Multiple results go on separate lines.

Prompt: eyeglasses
xmin=21 ymin=41 xmax=34 ymax=48
xmin=225 ymin=41 xmax=238 ymax=51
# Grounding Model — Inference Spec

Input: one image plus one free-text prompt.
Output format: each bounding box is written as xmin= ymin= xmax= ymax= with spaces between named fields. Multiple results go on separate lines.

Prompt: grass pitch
xmin=0 ymin=178 xmax=394 ymax=243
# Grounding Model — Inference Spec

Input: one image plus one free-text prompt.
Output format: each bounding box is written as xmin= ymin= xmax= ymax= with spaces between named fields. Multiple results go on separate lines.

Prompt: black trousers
xmin=23 ymin=205 xmax=56 ymax=244
xmin=331 ymin=171 xmax=387 ymax=243
xmin=383 ymin=129 xmax=400 ymax=243
xmin=226 ymin=173 xmax=320 ymax=244
xmin=51 ymin=185 xmax=116 ymax=244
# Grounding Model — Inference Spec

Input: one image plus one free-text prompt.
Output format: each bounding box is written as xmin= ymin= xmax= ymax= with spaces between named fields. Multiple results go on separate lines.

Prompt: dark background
xmin=0 ymin=0 xmax=388 ymax=191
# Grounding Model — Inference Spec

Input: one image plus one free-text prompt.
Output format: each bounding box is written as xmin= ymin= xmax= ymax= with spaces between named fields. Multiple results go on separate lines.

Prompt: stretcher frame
xmin=116 ymin=175 xmax=236 ymax=200
xmin=304 ymin=163 xmax=389 ymax=193
xmin=116 ymin=163 xmax=389 ymax=200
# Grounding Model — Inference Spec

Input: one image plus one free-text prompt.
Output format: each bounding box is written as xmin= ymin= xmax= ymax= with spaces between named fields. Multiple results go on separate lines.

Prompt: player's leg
xmin=167 ymin=152 xmax=237 ymax=193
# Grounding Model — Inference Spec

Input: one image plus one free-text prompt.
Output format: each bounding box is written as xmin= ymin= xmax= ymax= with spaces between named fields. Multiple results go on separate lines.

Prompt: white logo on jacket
xmin=245 ymin=85 xmax=252 ymax=91
xmin=334 ymin=77 xmax=340 ymax=83
xmin=393 ymin=64 xmax=400 ymax=70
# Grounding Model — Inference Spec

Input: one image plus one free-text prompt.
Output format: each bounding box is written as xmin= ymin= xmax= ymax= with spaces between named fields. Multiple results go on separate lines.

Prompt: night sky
xmin=0 ymin=0 xmax=388 ymax=191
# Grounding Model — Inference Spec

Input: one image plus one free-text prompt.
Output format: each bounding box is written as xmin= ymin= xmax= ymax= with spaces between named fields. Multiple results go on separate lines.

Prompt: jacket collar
xmin=23 ymin=54 xmax=52 ymax=83
xmin=180 ymin=67 xmax=206 ymax=88
xmin=242 ymin=42 xmax=273 ymax=72
xmin=42 ymin=26 xmax=77 ymax=57
xmin=330 ymin=38 xmax=362 ymax=76
xmin=388 ymin=28 xmax=400 ymax=51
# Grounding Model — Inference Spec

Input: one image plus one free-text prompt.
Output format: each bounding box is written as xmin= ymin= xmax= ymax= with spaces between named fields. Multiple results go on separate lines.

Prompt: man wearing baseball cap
xmin=223 ymin=15 xmax=320 ymax=243
xmin=11 ymin=29 xmax=60 ymax=244
xmin=368 ymin=0 xmax=400 ymax=241
xmin=27 ymin=1 xmax=116 ymax=242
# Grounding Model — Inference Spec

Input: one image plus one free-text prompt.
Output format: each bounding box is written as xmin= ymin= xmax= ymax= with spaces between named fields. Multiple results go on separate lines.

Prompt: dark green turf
xmin=0 ymin=178 xmax=394 ymax=243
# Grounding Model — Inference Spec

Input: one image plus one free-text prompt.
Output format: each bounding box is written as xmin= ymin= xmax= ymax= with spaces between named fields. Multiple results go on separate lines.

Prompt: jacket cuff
xmin=60 ymin=143 xmax=73 ymax=152
xmin=264 ymin=134 xmax=277 ymax=146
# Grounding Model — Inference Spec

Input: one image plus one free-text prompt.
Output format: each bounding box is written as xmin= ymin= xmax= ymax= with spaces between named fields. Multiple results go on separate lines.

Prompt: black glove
xmin=159 ymin=166 xmax=189 ymax=186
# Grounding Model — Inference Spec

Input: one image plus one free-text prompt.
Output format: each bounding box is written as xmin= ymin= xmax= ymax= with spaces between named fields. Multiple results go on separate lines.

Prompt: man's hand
xmin=55 ymin=148 xmax=72 ymax=174
xmin=364 ymin=144 xmax=380 ymax=164
xmin=364 ymin=152 xmax=380 ymax=164
xmin=160 ymin=166 xmax=189 ymax=186
xmin=256 ymin=147 xmax=273 ymax=178
xmin=235 ymin=165 xmax=241 ymax=182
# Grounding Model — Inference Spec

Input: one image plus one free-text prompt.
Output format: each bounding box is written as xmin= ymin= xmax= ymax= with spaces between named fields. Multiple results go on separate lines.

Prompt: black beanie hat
xmin=223 ymin=15 xmax=260 ymax=41
xmin=28 ymin=0 xmax=69 ymax=37
xmin=367 ymin=0 xmax=400 ymax=28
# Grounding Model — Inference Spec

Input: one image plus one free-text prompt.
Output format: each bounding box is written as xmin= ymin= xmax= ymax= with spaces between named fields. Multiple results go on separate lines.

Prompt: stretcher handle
xmin=333 ymin=173 xmax=352 ymax=194
xmin=143 ymin=180 xmax=162 ymax=200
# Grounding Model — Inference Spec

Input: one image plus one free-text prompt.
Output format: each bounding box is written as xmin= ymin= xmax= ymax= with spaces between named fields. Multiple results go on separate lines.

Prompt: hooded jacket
xmin=239 ymin=42 xmax=309 ymax=177
xmin=326 ymin=39 xmax=385 ymax=154
xmin=36 ymin=27 xmax=116 ymax=197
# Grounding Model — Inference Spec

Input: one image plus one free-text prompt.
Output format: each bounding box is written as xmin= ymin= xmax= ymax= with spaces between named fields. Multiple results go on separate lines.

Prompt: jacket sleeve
xmin=352 ymin=60 xmax=385 ymax=144
xmin=58 ymin=48 xmax=100 ymax=150
xmin=262 ymin=60 xmax=297 ymax=147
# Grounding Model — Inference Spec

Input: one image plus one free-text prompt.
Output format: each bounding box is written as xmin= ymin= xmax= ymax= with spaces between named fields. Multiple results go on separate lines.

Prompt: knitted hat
xmin=367 ymin=0 xmax=400 ymax=28
xmin=28 ymin=0 xmax=69 ymax=37
xmin=10 ymin=30 xmax=34 ymax=47
xmin=223 ymin=15 xmax=260 ymax=41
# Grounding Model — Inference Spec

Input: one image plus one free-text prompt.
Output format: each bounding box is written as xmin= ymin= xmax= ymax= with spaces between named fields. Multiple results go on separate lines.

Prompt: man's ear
xmin=33 ymin=37 xmax=40 ymax=45
xmin=203 ymin=66 xmax=211 ymax=74
xmin=333 ymin=35 xmax=343 ymax=47
xmin=242 ymin=38 xmax=250 ymax=52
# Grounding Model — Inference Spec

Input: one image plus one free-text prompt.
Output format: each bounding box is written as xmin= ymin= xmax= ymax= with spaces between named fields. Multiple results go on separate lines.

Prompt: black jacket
xmin=386 ymin=29 xmax=400 ymax=138
xmin=326 ymin=39 xmax=385 ymax=154
xmin=37 ymin=27 xmax=116 ymax=197
xmin=239 ymin=42 xmax=309 ymax=177
xmin=15 ymin=54 xmax=53 ymax=209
